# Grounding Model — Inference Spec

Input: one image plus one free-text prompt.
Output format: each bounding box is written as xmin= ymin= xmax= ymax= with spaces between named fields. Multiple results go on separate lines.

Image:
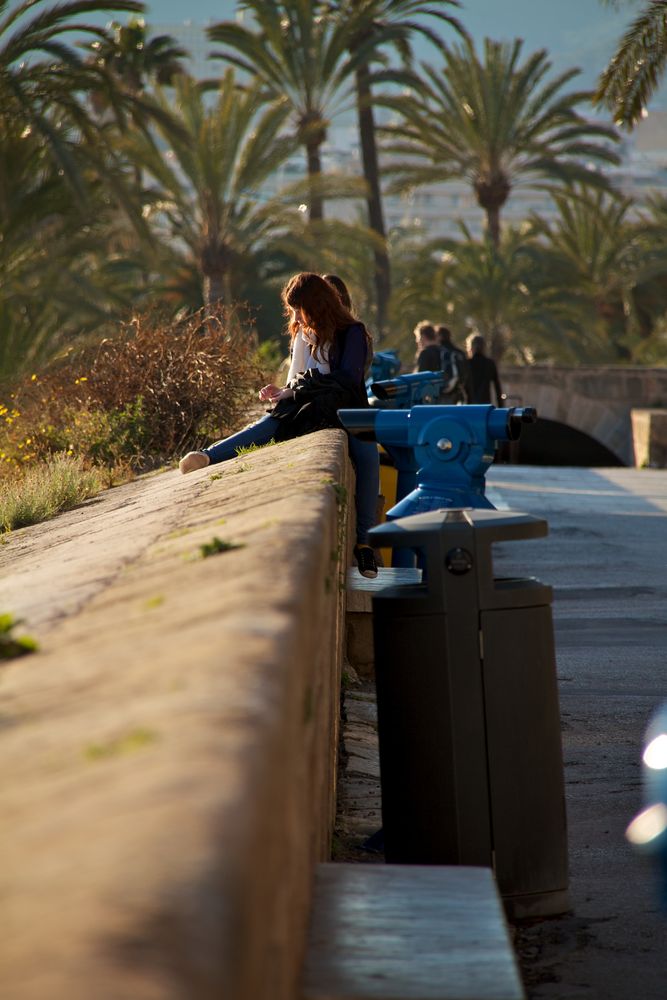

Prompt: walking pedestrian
xmin=465 ymin=334 xmax=504 ymax=405
xmin=437 ymin=325 xmax=469 ymax=403
xmin=412 ymin=321 xmax=441 ymax=372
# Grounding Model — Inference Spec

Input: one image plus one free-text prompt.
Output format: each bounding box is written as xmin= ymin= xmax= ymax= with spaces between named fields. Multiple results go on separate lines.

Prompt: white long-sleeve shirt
xmin=286 ymin=330 xmax=330 ymax=383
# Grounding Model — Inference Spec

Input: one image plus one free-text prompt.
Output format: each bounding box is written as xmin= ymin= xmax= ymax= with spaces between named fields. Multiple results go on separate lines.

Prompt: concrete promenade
xmin=341 ymin=464 xmax=667 ymax=997
xmin=485 ymin=465 xmax=667 ymax=999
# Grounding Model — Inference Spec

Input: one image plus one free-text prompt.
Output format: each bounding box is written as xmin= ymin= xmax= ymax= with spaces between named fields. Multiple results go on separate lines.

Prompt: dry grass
xmin=0 ymin=306 xmax=266 ymax=533
xmin=1 ymin=304 xmax=263 ymax=477
xmin=0 ymin=454 xmax=103 ymax=533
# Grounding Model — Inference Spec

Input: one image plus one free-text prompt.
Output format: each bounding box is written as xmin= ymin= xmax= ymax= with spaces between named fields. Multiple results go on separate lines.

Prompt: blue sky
xmin=118 ymin=0 xmax=664 ymax=108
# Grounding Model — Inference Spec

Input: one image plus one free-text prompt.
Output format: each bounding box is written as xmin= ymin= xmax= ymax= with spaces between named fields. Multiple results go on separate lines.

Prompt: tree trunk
xmin=489 ymin=324 xmax=505 ymax=361
xmin=203 ymin=270 xmax=225 ymax=307
xmin=306 ymin=139 xmax=324 ymax=222
xmin=355 ymin=62 xmax=390 ymax=338
xmin=485 ymin=204 xmax=501 ymax=249
xmin=201 ymin=239 xmax=229 ymax=306
xmin=474 ymin=172 xmax=509 ymax=250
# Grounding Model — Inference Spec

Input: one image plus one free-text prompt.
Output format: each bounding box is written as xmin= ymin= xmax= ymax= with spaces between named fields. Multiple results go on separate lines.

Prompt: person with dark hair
xmin=322 ymin=273 xmax=352 ymax=310
xmin=412 ymin=321 xmax=441 ymax=372
xmin=179 ymin=271 xmax=380 ymax=577
xmin=465 ymin=333 xmax=504 ymax=405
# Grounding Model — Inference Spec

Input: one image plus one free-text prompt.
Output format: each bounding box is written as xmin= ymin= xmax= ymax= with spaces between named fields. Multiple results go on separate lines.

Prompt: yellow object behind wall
xmin=377 ymin=450 xmax=397 ymax=566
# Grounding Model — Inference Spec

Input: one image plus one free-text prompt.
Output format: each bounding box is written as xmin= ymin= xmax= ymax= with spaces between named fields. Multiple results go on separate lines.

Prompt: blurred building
xmin=613 ymin=110 xmax=667 ymax=203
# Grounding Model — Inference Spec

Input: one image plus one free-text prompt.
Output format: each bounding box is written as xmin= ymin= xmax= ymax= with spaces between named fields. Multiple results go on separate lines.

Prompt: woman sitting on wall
xmin=179 ymin=271 xmax=380 ymax=578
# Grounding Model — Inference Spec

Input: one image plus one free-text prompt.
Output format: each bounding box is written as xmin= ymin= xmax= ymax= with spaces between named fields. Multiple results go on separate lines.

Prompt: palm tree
xmin=628 ymin=194 xmax=667 ymax=350
xmin=207 ymin=0 xmax=380 ymax=223
xmin=123 ymin=70 xmax=312 ymax=305
xmin=0 ymin=0 xmax=144 ymax=197
xmin=595 ymin=1 xmax=667 ymax=127
xmin=401 ymin=223 xmax=591 ymax=363
xmin=0 ymin=107 xmax=146 ymax=376
xmin=529 ymin=186 xmax=655 ymax=360
xmin=81 ymin=17 xmax=189 ymax=215
xmin=324 ymin=0 xmax=466 ymax=336
xmin=629 ymin=192 xmax=667 ymax=360
xmin=83 ymin=16 xmax=188 ymax=97
xmin=381 ymin=37 xmax=621 ymax=248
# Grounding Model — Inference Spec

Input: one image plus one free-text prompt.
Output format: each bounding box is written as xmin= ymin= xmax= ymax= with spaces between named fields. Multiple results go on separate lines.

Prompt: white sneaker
xmin=179 ymin=451 xmax=210 ymax=474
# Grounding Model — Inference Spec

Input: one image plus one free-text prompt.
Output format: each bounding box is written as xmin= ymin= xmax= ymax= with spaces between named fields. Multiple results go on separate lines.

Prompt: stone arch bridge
xmin=501 ymin=365 xmax=667 ymax=466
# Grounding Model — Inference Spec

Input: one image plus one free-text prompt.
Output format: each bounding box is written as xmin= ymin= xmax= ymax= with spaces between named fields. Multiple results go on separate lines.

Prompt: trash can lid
xmin=369 ymin=507 xmax=548 ymax=546
xmin=369 ymin=508 xmax=551 ymax=611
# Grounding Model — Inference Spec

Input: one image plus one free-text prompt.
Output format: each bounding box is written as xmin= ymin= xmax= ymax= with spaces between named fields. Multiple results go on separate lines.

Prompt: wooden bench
xmin=301 ymin=863 xmax=525 ymax=1000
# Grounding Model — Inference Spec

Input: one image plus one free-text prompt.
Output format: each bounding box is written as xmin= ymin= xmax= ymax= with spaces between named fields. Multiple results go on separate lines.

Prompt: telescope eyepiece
xmin=370 ymin=382 xmax=395 ymax=400
xmin=507 ymin=406 xmax=538 ymax=440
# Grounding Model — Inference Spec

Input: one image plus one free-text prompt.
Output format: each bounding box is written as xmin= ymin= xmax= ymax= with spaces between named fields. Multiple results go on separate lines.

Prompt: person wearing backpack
xmin=437 ymin=325 xmax=469 ymax=404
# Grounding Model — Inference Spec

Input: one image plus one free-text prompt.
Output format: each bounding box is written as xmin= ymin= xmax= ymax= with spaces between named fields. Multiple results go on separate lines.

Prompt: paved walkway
xmin=338 ymin=465 xmax=667 ymax=1000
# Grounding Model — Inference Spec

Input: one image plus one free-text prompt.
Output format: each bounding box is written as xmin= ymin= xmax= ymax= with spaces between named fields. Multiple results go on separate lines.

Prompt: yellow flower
xmin=31 ymin=374 xmax=37 ymax=381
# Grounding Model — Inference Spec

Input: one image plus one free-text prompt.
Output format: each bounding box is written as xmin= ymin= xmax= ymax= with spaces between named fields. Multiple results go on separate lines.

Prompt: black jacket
xmin=467 ymin=354 xmax=503 ymax=405
xmin=270 ymin=324 xmax=369 ymax=441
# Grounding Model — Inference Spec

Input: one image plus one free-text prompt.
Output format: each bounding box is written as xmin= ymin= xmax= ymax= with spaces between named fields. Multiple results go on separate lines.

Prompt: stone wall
xmin=502 ymin=365 xmax=667 ymax=465
xmin=0 ymin=430 xmax=354 ymax=1000
xmin=631 ymin=409 xmax=667 ymax=468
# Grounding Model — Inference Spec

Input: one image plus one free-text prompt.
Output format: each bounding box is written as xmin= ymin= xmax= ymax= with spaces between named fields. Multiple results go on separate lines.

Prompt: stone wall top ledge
xmin=0 ymin=429 xmax=354 ymax=1000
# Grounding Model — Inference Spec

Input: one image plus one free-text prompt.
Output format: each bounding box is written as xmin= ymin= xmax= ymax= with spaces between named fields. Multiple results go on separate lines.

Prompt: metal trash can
xmin=368 ymin=506 xmax=569 ymax=919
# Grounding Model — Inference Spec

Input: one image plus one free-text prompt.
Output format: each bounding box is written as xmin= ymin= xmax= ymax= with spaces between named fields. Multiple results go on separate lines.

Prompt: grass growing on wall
xmin=0 ymin=455 xmax=103 ymax=532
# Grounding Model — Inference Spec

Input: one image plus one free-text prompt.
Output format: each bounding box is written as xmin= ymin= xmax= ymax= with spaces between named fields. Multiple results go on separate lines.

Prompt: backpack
xmin=439 ymin=346 xmax=460 ymax=393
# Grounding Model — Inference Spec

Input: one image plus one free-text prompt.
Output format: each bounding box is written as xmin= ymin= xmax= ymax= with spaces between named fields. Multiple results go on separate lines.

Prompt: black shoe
xmin=354 ymin=544 xmax=378 ymax=579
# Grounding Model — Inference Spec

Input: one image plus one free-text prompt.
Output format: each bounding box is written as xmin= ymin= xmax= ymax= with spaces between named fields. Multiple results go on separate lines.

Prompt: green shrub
xmin=255 ymin=337 xmax=289 ymax=385
xmin=35 ymin=398 xmax=149 ymax=468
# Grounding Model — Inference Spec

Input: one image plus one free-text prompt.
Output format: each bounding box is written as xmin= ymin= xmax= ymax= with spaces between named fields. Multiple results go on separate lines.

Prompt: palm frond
xmin=595 ymin=1 xmax=667 ymax=127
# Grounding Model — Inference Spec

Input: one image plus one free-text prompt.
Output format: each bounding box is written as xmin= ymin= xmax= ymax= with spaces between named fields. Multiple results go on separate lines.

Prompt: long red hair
xmin=281 ymin=272 xmax=371 ymax=363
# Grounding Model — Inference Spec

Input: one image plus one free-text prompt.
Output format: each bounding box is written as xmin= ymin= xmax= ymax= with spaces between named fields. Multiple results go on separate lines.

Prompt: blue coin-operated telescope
xmin=339 ymin=403 xmax=537 ymax=519
xmin=368 ymin=370 xmax=444 ymax=409
xmin=366 ymin=350 xmax=402 ymax=394
xmin=626 ymin=701 xmax=667 ymax=912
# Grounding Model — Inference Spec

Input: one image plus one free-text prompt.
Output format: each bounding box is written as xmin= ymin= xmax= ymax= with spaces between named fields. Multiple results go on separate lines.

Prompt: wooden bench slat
xmin=301 ymin=864 xmax=525 ymax=1000
xmin=346 ymin=568 xmax=422 ymax=612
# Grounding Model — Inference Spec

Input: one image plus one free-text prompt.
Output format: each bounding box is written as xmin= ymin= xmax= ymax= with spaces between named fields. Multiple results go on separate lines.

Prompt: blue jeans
xmin=203 ymin=414 xmax=279 ymax=463
xmin=203 ymin=417 xmax=380 ymax=545
xmin=348 ymin=435 xmax=380 ymax=545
